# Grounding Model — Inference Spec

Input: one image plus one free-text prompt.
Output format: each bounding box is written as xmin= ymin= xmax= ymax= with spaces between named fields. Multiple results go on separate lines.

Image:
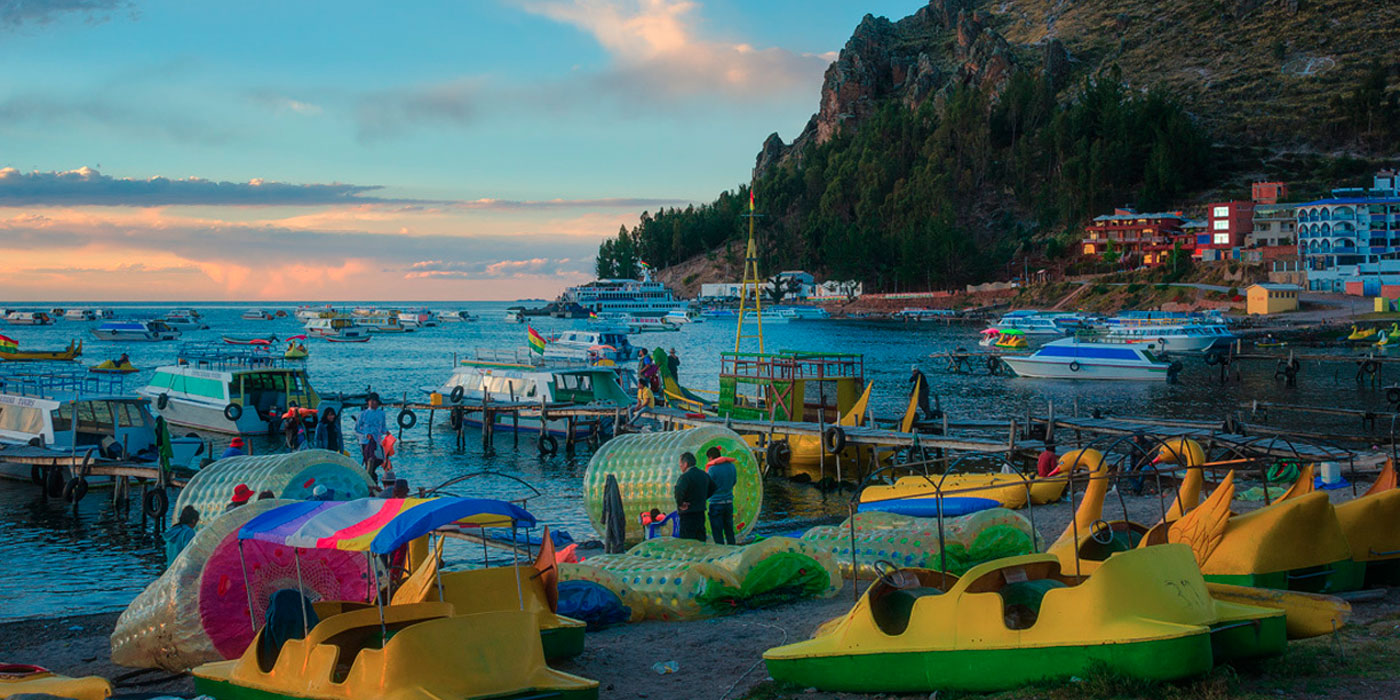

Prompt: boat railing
xmin=0 ymin=364 xmax=127 ymax=399
xmin=176 ymin=342 xmax=290 ymax=370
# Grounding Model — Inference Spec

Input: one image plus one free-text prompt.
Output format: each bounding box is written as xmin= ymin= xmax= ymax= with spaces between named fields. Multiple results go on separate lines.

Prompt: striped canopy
xmin=237 ymin=497 xmax=536 ymax=555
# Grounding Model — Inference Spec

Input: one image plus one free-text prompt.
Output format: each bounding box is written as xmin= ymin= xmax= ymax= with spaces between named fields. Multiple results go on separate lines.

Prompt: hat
xmin=231 ymin=484 xmax=254 ymax=504
xmin=312 ymin=484 xmax=328 ymax=497
xmin=911 ymin=364 xmax=918 ymax=372
xmin=230 ymin=437 xmax=245 ymax=448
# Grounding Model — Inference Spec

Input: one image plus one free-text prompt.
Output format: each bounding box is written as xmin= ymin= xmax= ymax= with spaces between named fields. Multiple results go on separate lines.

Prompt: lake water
xmin=0 ymin=302 xmax=1386 ymax=619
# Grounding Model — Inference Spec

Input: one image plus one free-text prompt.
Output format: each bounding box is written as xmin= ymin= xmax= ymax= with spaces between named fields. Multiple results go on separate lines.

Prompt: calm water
xmin=0 ymin=302 xmax=1386 ymax=619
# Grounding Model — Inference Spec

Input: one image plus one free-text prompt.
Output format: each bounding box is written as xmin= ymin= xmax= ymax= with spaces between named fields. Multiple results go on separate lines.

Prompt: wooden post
xmin=1046 ymin=400 xmax=1056 ymax=443
xmin=1008 ymin=418 xmax=1017 ymax=452
xmin=427 ymin=408 xmax=434 ymax=439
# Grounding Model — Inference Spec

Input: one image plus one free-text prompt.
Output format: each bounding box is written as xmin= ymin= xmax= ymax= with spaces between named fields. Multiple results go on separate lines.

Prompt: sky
xmin=0 ymin=0 xmax=915 ymax=301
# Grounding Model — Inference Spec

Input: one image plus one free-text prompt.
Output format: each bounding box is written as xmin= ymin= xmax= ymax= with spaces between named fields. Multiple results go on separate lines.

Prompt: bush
xmin=1127 ymin=282 xmax=1145 ymax=293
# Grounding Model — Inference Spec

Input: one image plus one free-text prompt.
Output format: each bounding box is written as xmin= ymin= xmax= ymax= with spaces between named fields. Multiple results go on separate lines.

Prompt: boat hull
xmin=1001 ymin=356 xmax=1171 ymax=381
xmin=1203 ymin=558 xmax=1366 ymax=595
xmin=144 ymin=395 xmax=268 ymax=435
xmin=765 ymin=632 xmax=1213 ymax=693
xmin=90 ymin=329 xmax=180 ymax=342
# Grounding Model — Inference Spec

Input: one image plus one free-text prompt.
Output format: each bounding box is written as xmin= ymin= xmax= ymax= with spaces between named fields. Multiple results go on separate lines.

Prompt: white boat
xmin=1000 ymin=336 xmax=1181 ymax=381
xmin=351 ymin=306 xmax=378 ymax=317
xmin=991 ymin=310 xmax=1085 ymax=335
xmin=431 ymin=360 xmax=631 ymax=437
xmin=739 ymin=311 xmax=790 ymax=325
xmin=899 ymin=308 xmax=955 ymax=321
xmin=164 ymin=312 xmax=209 ymax=331
xmin=0 ymin=367 xmax=205 ymax=483
xmin=559 ymin=264 xmax=686 ymax=315
xmin=1096 ymin=322 xmax=1235 ymax=354
xmin=138 ymin=343 xmax=322 ymax=435
xmin=363 ymin=315 xmax=412 ymax=333
xmin=168 ymin=308 xmax=203 ymax=319
xmin=505 ymin=309 xmax=526 ymax=323
xmin=626 ymin=314 xmax=681 ymax=332
xmin=294 ymin=305 xmax=336 ymax=322
xmin=776 ymin=306 xmax=830 ymax=320
xmin=437 ymin=310 xmax=477 ymax=322
xmin=543 ymin=329 xmax=635 ymax=364
xmin=63 ymin=309 xmax=97 ymax=321
xmin=91 ymin=320 xmax=181 ymax=342
xmin=702 ymin=308 xmax=737 ymax=319
xmin=304 ymin=315 xmax=362 ymax=337
xmin=6 ymin=311 xmax=55 ymax=326
xmin=241 ymin=309 xmax=274 ymax=321
xmin=94 ymin=309 xmax=116 ymax=319
xmin=663 ymin=309 xmax=703 ymax=324
xmin=398 ymin=308 xmax=438 ymax=328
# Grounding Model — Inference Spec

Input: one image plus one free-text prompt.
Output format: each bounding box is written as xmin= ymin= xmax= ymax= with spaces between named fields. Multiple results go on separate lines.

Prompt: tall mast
xmin=735 ymin=187 xmax=764 ymax=353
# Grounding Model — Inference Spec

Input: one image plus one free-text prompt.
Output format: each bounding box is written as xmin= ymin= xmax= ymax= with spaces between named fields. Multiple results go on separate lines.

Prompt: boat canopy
xmin=238 ymin=497 xmax=536 ymax=555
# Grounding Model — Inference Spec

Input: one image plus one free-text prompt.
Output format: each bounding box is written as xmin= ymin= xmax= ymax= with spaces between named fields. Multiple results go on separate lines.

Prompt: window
xmin=1214 ymin=233 xmax=1231 ymax=245
xmin=0 ymin=404 xmax=45 ymax=435
xmin=1213 ymin=206 xmax=1229 ymax=217
xmin=1213 ymin=220 xmax=1230 ymax=231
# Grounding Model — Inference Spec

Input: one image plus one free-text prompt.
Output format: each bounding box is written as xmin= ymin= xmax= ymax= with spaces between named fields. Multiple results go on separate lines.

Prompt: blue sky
xmin=0 ymin=0 xmax=914 ymax=300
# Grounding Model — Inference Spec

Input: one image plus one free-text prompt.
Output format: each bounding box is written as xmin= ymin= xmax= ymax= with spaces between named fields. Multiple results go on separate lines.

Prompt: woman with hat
xmin=220 ymin=437 xmax=246 ymax=460
xmin=226 ymin=483 xmax=255 ymax=512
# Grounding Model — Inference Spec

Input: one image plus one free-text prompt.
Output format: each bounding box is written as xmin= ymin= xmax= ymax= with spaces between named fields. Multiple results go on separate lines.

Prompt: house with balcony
xmin=1297 ymin=171 xmax=1400 ymax=292
xmin=1081 ymin=208 xmax=1191 ymax=266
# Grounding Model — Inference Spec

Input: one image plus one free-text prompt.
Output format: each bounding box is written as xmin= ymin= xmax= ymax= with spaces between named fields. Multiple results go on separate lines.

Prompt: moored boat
xmin=1000 ymin=335 xmax=1181 ymax=381
xmin=241 ymin=309 xmax=274 ymax=321
xmin=222 ymin=335 xmax=277 ymax=345
xmin=91 ymin=320 xmax=181 ymax=342
xmin=0 ymin=339 xmax=83 ymax=362
xmin=431 ymin=360 xmax=630 ymax=438
xmin=438 ymin=310 xmax=477 ymax=322
xmin=163 ymin=312 xmax=209 ymax=331
xmin=6 ymin=311 xmax=55 ymax=326
xmin=63 ymin=309 xmax=97 ymax=321
xmin=324 ymin=334 xmax=371 ymax=343
xmin=137 ymin=343 xmax=320 ymax=435
xmin=543 ymin=329 xmax=634 ymax=365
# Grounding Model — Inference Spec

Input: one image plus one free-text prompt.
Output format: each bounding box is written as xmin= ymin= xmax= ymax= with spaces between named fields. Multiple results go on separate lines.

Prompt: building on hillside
xmin=1298 ymin=170 xmax=1400 ymax=292
xmin=699 ymin=271 xmax=818 ymax=301
xmin=1252 ymin=181 xmax=1288 ymax=205
xmin=812 ymin=280 xmax=863 ymax=299
xmin=1246 ymin=283 xmax=1300 ymax=315
xmin=1195 ymin=200 xmax=1254 ymax=259
xmin=1249 ymin=202 xmax=1298 ymax=248
xmin=1080 ymin=208 xmax=1192 ymax=266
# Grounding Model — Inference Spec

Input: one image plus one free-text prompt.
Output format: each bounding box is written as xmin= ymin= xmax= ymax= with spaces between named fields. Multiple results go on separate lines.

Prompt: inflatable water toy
xmin=863 ymin=472 xmax=1067 ymax=510
xmin=762 ymin=545 xmax=1283 ymax=693
xmin=0 ymin=339 xmax=82 ymax=361
xmin=193 ymin=497 xmax=599 ymax=700
xmin=1204 ymin=582 xmax=1350 ymax=639
xmin=994 ymin=329 xmax=1028 ymax=349
xmin=0 ymin=664 xmax=111 ymax=700
xmin=856 ymin=495 xmax=1000 ymax=518
xmin=90 ymin=358 xmax=139 ymax=374
xmin=801 ymin=509 xmax=1035 ymax=578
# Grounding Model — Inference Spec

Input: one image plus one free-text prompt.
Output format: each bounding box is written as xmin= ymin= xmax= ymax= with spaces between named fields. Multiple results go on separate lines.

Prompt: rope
xmin=718 ymin=622 xmax=789 ymax=700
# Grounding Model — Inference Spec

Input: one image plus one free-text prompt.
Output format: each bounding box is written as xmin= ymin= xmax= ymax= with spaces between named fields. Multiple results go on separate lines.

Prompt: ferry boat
xmin=740 ymin=311 xmax=790 ymax=325
xmin=625 ymin=314 xmax=680 ymax=332
xmin=397 ymin=309 xmax=438 ymax=328
xmin=304 ymin=315 xmax=364 ymax=338
xmin=999 ymin=336 xmax=1181 ymax=381
xmin=137 ymin=343 xmax=320 ymax=434
xmin=990 ymin=310 xmax=1085 ymax=335
xmin=544 ymin=329 xmax=635 ymax=365
xmin=6 ymin=311 xmax=54 ymax=326
xmin=163 ymin=312 xmax=209 ymax=331
xmin=437 ymin=310 xmax=477 ymax=322
xmin=241 ymin=309 xmax=274 ymax=321
xmin=63 ymin=309 xmax=96 ymax=321
xmin=1097 ymin=321 xmax=1235 ymax=354
xmin=294 ymin=304 xmax=336 ymax=322
xmin=558 ymin=265 xmax=686 ymax=315
xmin=0 ymin=367 xmax=205 ymax=482
xmin=430 ymin=360 xmax=631 ymax=437
xmin=663 ymin=309 xmax=703 ymax=324
xmin=90 ymin=320 xmax=181 ymax=342
xmin=775 ymin=306 xmax=831 ymax=320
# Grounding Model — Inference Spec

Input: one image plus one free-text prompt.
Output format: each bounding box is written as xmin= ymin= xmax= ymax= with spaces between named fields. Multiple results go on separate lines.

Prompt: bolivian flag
xmin=0 ymin=334 xmax=16 ymax=352
xmin=527 ymin=326 xmax=546 ymax=355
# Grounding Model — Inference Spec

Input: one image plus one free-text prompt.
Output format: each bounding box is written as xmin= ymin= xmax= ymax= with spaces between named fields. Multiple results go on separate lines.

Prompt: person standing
xmin=314 ymin=406 xmax=343 ymax=453
xmin=162 ymin=506 xmax=200 ymax=566
xmin=354 ymin=393 xmax=388 ymax=478
xmin=673 ymin=452 xmax=715 ymax=541
xmin=704 ymin=446 xmax=737 ymax=545
xmin=667 ymin=348 xmax=681 ymax=381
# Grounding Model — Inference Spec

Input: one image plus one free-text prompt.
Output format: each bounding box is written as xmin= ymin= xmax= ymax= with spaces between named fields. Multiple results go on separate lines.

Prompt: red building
xmin=1252 ymin=181 xmax=1289 ymax=205
xmin=1196 ymin=200 xmax=1255 ymax=257
xmin=1082 ymin=208 xmax=1191 ymax=265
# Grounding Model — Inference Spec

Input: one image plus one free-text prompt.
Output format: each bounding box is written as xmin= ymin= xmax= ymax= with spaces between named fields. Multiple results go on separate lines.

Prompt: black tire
xmin=63 ymin=476 xmax=88 ymax=503
xmin=1158 ymin=337 xmax=1168 ymax=348
xmin=185 ymin=432 xmax=200 ymax=438
xmin=766 ymin=439 xmax=792 ymax=470
xmin=538 ymin=434 xmax=559 ymax=455
xmin=1204 ymin=353 xmax=1219 ymax=366
xmin=1388 ymin=388 xmax=1400 ymax=404
xmin=157 ymin=393 xmax=170 ymax=410
xmin=397 ymin=409 xmax=416 ymax=429
xmin=449 ymin=385 xmax=465 ymax=404
xmin=1068 ymin=361 xmax=1081 ymax=373
xmin=985 ymin=356 xmax=1000 ymax=375
xmin=822 ymin=426 xmax=847 ymax=453
xmin=30 ymin=465 xmax=43 ymax=486
xmin=143 ymin=488 xmax=168 ymax=519
xmin=27 ymin=436 xmax=42 ymax=446
xmin=449 ymin=408 xmax=464 ymax=430
xmin=223 ymin=403 xmax=243 ymax=421
xmin=46 ymin=467 xmax=64 ymax=498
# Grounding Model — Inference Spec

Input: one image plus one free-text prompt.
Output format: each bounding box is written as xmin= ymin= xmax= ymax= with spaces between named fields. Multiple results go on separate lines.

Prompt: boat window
xmin=0 ymin=404 xmax=46 ymax=435
xmin=113 ymin=402 xmax=137 ymax=427
xmin=77 ymin=401 xmax=116 ymax=433
xmin=51 ymin=405 xmax=72 ymax=433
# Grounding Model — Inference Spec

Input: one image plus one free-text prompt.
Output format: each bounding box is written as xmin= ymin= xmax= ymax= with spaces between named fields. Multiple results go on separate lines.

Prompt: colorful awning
xmin=237 ymin=497 xmax=536 ymax=554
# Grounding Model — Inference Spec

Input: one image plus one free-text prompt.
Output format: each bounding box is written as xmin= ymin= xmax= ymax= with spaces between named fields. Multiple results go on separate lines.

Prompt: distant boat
xmin=6 ymin=311 xmax=55 ymax=326
xmin=91 ymin=320 xmax=180 ymax=342
xmin=63 ymin=309 xmax=96 ymax=321
xmin=438 ymin=310 xmax=477 ymax=323
xmin=324 ymin=334 xmax=371 ymax=343
xmin=222 ymin=335 xmax=277 ymax=345
xmin=241 ymin=309 xmax=274 ymax=321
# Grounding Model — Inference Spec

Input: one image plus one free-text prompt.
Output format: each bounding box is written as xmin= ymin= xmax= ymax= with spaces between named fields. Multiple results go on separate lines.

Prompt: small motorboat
xmin=222 ymin=335 xmax=278 ymax=345
xmin=91 ymin=358 xmax=140 ymax=374
xmin=241 ymin=309 xmax=274 ymax=321
xmin=438 ymin=310 xmax=477 ymax=322
xmin=0 ymin=664 xmax=111 ymax=700
xmin=63 ymin=308 xmax=97 ymax=321
xmin=5 ymin=311 xmax=55 ymax=326
xmin=505 ymin=309 xmax=526 ymax=323
xmin=91 ymin=320 xmax=180 ymax=342
xmin=164 ymin=312 xmax=210 ymax=330
xmin=1000 ymin=335 xmax=1181 ymax=381
xmin=0 ymin=339 xmax=83 ymax=362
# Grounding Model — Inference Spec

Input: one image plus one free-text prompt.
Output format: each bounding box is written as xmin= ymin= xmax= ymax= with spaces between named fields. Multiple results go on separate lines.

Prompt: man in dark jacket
xmin=704 ymin=446 xmax=738 ymax=544
xmin=673 ymin=452 xmax=715 ymax=541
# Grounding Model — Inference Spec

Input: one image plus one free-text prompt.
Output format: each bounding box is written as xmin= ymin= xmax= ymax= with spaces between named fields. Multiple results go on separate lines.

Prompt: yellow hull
xmin=0 ymin=670 xmax=110 ymax=700
xmin=866 ymin=473 xmax=1066 ymax=509
xmin=1200 ymin=492 xmax=1353 ymax=578
xmin=1205 ymin=582 xmax=1350 ymax=639
xmin=1334 ymin=489 xmax=1400 ymax=563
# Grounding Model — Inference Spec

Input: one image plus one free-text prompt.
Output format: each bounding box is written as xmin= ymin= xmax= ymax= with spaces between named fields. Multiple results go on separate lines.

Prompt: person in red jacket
xmin=1036 ymin=442 xmax=1058 ymax=478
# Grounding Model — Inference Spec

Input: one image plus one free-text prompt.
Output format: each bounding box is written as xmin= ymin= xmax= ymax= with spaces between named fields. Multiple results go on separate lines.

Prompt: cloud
xmin=0 ymin=0 xmax=134 ymax=29
xmin=0 ymin=93 xmax=236 ymax=145
xmin=0 ymin=166 xmax=394 ymax=206
xmin=355 ymin=78 xmax=481 ymax=141
xmin=517 ymin=0 xmax=832 ymax=100
xmin=248 ymin=90 xmax=323 ymax=116
xmin=405 ymin=257 xmax=562 ymax=279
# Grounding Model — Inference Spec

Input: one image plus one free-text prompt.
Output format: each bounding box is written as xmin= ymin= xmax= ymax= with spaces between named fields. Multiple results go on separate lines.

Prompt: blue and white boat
xmin=1096 ymin=320 xmax=1235 ymax=354
xmin=990 ymin=310 xmax=1086 ymax=335
xmin=138 ymin=343 xmax=321 ymax=434
xmin=90 ymin=320 xmax=181 ymax=342
xmin=1000 ymin=336 xmax=1181 ymax=381
xmin=775 ymin=306 xmax=830 ymax=320
xmin=430 ymin=360 xmax=632 ymax=437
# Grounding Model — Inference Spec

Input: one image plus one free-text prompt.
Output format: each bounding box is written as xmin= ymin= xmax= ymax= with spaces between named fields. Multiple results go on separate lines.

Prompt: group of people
xmin=633 ymin=348 xmax=682 ymax=418
xmin=672 ymin=446 xmax=738 ymax=544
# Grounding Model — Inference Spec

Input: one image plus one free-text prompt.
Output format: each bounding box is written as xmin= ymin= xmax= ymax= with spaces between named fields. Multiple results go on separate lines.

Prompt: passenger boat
xmin=990 ymin=310 xmax=1084 ymax=335
xmin=625 ymin=314 xmax=681 ymax=332
xmin=137 ymin=343 xmax=320 ymax=434
xmin=899 ymin=308 xmax=955 ymax=321
xmin=739 ymin=310 xmax=789 ymax=325
xmin=91 ymin=320 xmax=181 ymax=342
xmin=94 ymin=309 xmax=116 ymax=319
xmin=763 ymin=545 xmax=1282 ymax=693
xmin=543 ymin=329 xmax=634 ymax=365
xmin=398 ymin=308 xmax=438 ymax=328
xmin=776 ymin=306 xmax=830 ymax=320
xmin=999 ymin=335 xmax=1181 ymax=381
xmin=194 ymin=497 xmax=599 ymax=700
xmin=701 ymin=308 xmax=737 ymax=319
xmin=0 ymin=339 xmax=83 ymax=362
xmin=431 ymin=360 xmax=631 ymax=437
xmin=241 ymin=309 xmax=274 ymax=321
xmin=663 ymin=308 xmax=703 ymax=324
xmin=294 ymin=304 xmax=336 ymax=322
xmin=438 ymin=310 xmax=477 ymax=322
xmin=6 ymin=311 xmax=55 ymax=326
xmin=505 ymin=309 xmax=526 ymax=323
xmin=163 ymin=312 xmax=209 ymax=331
xmin=363 ymin=316 xmax=411 ymax=333
xmin=1095 ymin=318 xmax=1235 ymax=353
xmin=63 ymin=309 xmax=97 ymax=321
xmin=303 ymin=315 xmax=363 ymax=338
xmin=558 ymin=263 xmax=685 ymax=315
xmin=0 ymin=367 xmax=205 ymax=482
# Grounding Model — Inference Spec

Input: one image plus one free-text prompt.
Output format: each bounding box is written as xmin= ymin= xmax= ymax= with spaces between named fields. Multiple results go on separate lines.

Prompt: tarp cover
xmin=238 ymin=497 xmax=536 ymax=554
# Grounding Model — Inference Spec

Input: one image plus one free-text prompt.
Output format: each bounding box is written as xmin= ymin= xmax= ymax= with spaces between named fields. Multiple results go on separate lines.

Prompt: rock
xmin=753 ymin=133 xmax=788 ymax=182
xmin=1043 ymin=38 xmax=1071 ymax=92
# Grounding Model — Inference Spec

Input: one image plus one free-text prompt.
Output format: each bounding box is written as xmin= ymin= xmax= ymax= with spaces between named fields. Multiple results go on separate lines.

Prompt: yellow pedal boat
xmin=0 ymin=664 xmax=111 ymax=700
xmin=1346 ymin=325 xmax=1377 ymax=341
xmin=763 ymin=544 xmax=1283 ymax=693
xmin=1334 ymin=459 xmax=1400 ymax=586
xmin=1204 ymin=582 xmax=1350 ymax=639
xmin=863 ymin=472 xmax=1066 ymax=510
xmin=192 ymin=603 xmax=597 ymax=700
xmin=1043 ymin=448 xmax=1150 ymax=576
